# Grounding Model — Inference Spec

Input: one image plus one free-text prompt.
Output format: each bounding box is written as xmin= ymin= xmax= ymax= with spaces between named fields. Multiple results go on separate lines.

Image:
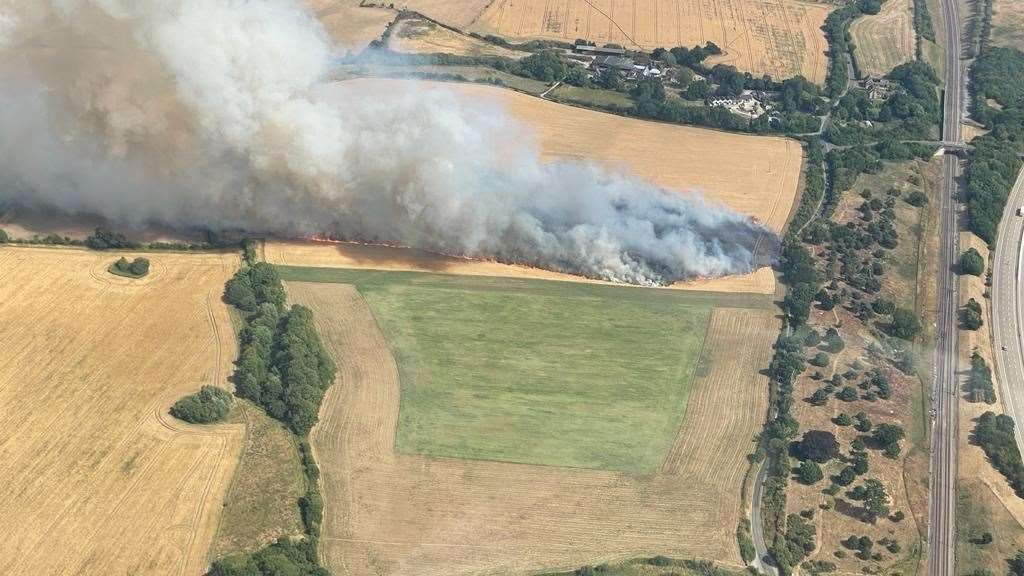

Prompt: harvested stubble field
xmin=284 ymin=271 xmax=777 ymax=575
xmin=0 ymin=246 xmax=243 ymax=576
xmin=850 ymin=0 xmax=915 ymax=76
xmin=389 ymin=17 xmax=528 ymax=57
xmin=307 ymin=0 xmax=396 ymax=50
xmin=469 ymin=0 xmax=832 ymax=82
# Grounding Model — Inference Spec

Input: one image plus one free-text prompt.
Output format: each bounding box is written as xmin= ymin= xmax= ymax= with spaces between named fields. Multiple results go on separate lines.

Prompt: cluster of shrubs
xmin=170 ymin=385 xmax=232 ymax=424
xmin=974 ymin=411 xmax=1024 ymax=498
xmin=110 ymin=256 xmax=150 ymax=278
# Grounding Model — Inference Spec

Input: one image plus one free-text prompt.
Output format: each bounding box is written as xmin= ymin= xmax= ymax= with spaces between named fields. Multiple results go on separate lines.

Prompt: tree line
xmin=208 ymin=254 xmax=336 ymax=576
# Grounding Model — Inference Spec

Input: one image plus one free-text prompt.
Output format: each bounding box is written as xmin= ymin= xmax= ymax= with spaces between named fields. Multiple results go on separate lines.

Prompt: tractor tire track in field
xmin=289 ymin=281 xmax=776 ymax=576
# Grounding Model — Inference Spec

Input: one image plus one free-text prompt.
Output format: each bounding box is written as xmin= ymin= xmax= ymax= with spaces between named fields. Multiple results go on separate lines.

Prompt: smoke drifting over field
xmin=0 ymin=0 xmax=776 ymax=285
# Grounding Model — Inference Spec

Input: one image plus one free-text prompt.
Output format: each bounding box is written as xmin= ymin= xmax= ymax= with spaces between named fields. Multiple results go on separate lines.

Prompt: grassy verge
xmin=956 ymin=479 xmax=1024 ymax=573
xmin=210 ymin=400 xmax=306 ymax=559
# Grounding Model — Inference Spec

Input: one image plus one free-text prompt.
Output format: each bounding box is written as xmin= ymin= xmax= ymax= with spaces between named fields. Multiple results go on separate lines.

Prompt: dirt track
xmin=290 ymin=281 xmax=775 ymax=575
xmin=0 ymin=246 xmax=243 ymax=576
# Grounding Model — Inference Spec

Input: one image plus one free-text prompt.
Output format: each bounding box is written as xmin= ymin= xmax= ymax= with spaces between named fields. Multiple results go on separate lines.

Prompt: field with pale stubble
xmin=0 ymin=246 xmax=243 ymax=576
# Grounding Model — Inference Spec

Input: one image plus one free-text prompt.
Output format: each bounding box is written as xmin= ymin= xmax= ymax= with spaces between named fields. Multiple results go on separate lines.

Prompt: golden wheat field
xmin=850 ymin=0 xmax=915 ymax=76
xmin=0 ymin=246 xmax=243 ymax=576
xmin=468 ymin=0 xmax=832 ymax=82
xmin=289 ymin=281 xmax=775 ymax=575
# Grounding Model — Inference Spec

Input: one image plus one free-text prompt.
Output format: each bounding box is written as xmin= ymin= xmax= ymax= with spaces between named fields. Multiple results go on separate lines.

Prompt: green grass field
xmin=279 ymin=266 xmax=771 ymax=472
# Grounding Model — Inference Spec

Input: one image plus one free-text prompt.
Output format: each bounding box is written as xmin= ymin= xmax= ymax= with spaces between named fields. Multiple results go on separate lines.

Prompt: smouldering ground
xmin=270 ymin=78 xmax=803 ymax=295
xmin=850 ymin=0 xmax=915 ymax=76
xmin=0 ymin=246 xmax=243 ymax=576
xmin=287 ymin=276 xmax=776 ymax=575
xmin=470 ymin=0 xmax=832 ymax=83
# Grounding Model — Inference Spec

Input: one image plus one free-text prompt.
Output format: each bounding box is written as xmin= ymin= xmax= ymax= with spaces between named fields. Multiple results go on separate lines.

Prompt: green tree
xmin=169 ymin=385 xmax=232 ymax=424
xmin=873 ymin=423 xmax=905 ymax=456
xmin=861 ymin=479 xmax=890 ymax=522
xmin=960 ymin=247 xmax=985 ymax=276
xmin=797 ymin=430 xmax=840 ymax=463
xmin=798 ymin=460 xmax=824 ymax=484
xmin=962 ymin=298 xmax=984 ymax=330
xmin=890 ymin=308 xmax=921 ymax=340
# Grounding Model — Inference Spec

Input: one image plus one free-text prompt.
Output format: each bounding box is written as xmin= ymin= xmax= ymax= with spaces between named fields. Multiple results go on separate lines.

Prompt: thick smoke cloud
xmin=0 ymin=0 xmax=776 ymax=285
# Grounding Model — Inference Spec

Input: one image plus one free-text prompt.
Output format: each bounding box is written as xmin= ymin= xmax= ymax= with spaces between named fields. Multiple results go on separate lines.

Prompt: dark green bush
xmin=960 ymin=248 xmax=985 ymax=276
xmin=170 ymin=385 xmax=232 ymax=424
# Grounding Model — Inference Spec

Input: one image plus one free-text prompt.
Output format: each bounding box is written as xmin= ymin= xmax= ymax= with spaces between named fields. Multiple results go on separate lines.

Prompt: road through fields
xmin=990 ymin=169 xmax=1024 ymax=465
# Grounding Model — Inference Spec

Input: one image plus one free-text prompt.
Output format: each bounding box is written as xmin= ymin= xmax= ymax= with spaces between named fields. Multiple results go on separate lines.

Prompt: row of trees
xmin=226 ymin=264 xmax=336 ymax=436
xmin=209 ymin=256 xmax=334 ymax=575
xmin=965 ymin=47 xmax=1024 ymax=243
xmin=973 ymin=411 xmax=1024 ymax=498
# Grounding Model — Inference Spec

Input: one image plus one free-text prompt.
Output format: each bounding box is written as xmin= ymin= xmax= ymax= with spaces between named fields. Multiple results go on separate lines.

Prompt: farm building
xmin=573 ymin=44 xmax=626 ymax=56
xmin=591 ymin=55 xmax=634 ymax=72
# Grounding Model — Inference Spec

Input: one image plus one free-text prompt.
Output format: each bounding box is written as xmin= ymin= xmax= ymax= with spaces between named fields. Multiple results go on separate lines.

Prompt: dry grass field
xmin=469 ymin=0 xmax=832 ymax=82
xmin=992 ymin=0 xmax=1024 ymax=51
xmin=850 ymin=0 xmax=915 ymax=76
xmin=307 ymin=0 xmax=396 ymax=51
xmin=289 ymin=280 xmax=775 ymax=575
xmin=389 ymin=17 xmax=528 ymax=57
xmin=0 ymin=246 xmax=243 ymax=576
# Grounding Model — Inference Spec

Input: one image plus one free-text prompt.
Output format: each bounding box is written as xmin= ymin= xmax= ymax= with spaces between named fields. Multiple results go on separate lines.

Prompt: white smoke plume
xmin=0 ymin=0 xmax=777 ymax=285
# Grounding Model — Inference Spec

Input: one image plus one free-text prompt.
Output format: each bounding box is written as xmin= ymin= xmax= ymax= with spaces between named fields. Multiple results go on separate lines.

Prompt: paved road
xmin=750 ymin=460 xmax=778 ymax=576
xmin=926 ymin=0 xmax=964 ymax=570
xmin=990 ymin=168 xmax=1024 ymax=456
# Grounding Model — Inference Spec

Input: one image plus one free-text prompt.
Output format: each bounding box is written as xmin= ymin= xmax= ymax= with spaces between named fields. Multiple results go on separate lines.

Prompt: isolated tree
xmin=861 ymin=479 xmax=890 ymax=522
xmin=962 ymin=298 xmax=984 ymax=330
xmin=873 ymin=423 xmax=906 ymax=457
xmin=798 ymin=460 xmax=824 ymax=485
xmin=797 ymin=430 xmax=840 ymax=463
xmin=836 ymin=413 xmax=853 ymax=426
xmin=0 ymin=228 xmax=8 ymax=243
xmin=960 ymin=248 xmax=985 ymax=276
